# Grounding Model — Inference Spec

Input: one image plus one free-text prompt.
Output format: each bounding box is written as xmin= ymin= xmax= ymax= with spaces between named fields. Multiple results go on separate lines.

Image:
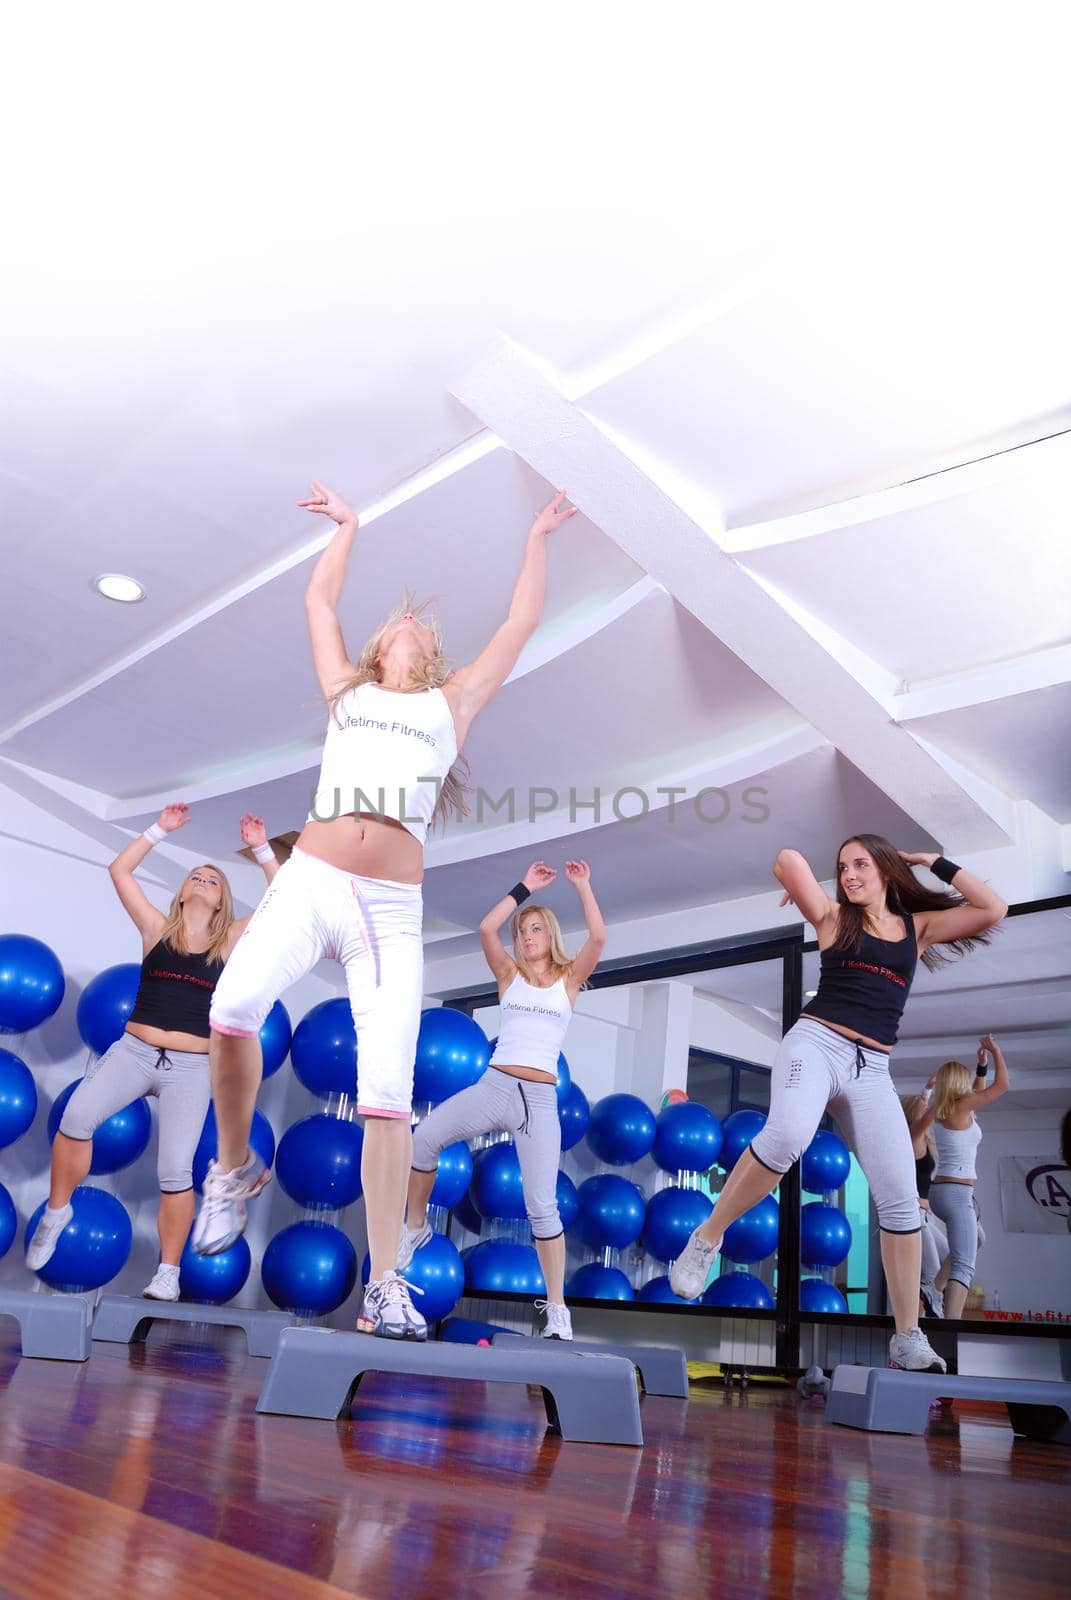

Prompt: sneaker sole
xmin=355 ymin=1317 xmax=428 ymax=1341
xmin=889 ymin=1360 xmax=947 ymax=1374
xmin=142 ymin=1290 xmax=181 ymax=1301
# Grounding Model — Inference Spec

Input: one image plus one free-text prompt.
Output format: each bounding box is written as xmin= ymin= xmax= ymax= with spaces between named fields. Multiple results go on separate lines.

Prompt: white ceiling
xmin=2 ymin=9 xmax=1069 ymax=1013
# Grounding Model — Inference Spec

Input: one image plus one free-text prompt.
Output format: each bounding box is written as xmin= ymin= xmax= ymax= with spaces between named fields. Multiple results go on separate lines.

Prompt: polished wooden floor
xmin=0 ymin=1323 xmax=1068 ymax=1600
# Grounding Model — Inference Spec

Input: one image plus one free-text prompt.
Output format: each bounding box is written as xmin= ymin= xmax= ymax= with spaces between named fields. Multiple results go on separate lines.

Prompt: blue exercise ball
xmin=76 ymin=963 xmax=141 ymax=1056
xmin=720 ymin=1109 xmax=767 ymax=1172
xmin=559 ymin=1081 xmax=590 ymax=1151
xmin=440 ymin=1316 xmax=513 ymax=1344
xmin=452 ymin=1186 xmax=485 ymax=1236
xmin=641 ymin=1184 xmax=714 ymax=1264
xmin=413 ymin=1009 xmax=490 ymax=1105
xmin=364 ymin=1232 xmax=464 ymax=1323
xmin=0 ymin=1181 xmax=17 ymax=1258
xmin=192 ymin=1104 xmax=275 ymax=1193
xmin=639 ymin=1273 xmax=699 ymax=1305
xmin=0 ymin=935 xmax=65 ymax=1033
xmin=0 ymin=1047 xmax=37 ymax=1148
xmin=576 ymin=1173 xmax=646 ymax=1250
xmin=566 ymin=1263 xmax=635 ymax=1301
xmin=291 ymin=998 xmax=357 ymax=1097
xmin=47 ymin=1078 xmax=152 ymax=1174
xmin=429 ymin=1140 xmax=473 ymax=1209
xmin=179 ymin=1233 xmax=251 ymax=1305
xmin=800 ymin=1276 xmax=849 ymax=1314
xmin=275 ymin=1114 xmax=363 ymax=1210
xmin=586 ymin=1092 xmax=656 ymax=1166
xmin=702 ymin=1270 xmax=775 ymax=1310
xmin=801 ymin=1129 xmax=851 ymax=1195
xmin=463 ymin=1239 xmax=546 ymax=1296
xmin=259 ymin=1000 xmax=292 ymax=1079
xmin=470 ymin=1141 xmax=527 ymax=1221
xmin=556 ymin=1170 xmax=579 ymax=1231
xmin=653 ymin=1101 xmax=724 ymax=1174
xmin=801 ymin=1202 xmax=852 ymax=1269
xmin=261 ymin=1220 xmax=357 ymax=1315
xmin=489 ymin=1037 xmax=571 ymax=1108
xmin=722 ymin=1196 xmax=780 ymax=1264
xmin=24 ymin=1185 xmax=132 ymax=1291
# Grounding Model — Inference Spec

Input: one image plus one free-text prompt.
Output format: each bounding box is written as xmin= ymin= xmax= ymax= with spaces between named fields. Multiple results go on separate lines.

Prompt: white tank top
xmin=308 ymin=682 xmax=458 ymax=845
xmin=489 ymin=973 xmax=572 ymax=1077
xmin=932 ymin=1117 xmax=982 ymax=1181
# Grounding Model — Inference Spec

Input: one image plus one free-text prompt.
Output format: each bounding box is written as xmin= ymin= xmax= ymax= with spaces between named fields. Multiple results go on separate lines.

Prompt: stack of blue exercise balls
xmin=798 ymin=1129 xmax=851 ymax=1311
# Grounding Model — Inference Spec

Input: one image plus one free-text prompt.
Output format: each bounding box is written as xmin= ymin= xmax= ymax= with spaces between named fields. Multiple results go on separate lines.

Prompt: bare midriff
xmin=806 ymin=1014 xmax=892 ymax=1055
xmin=493 ymin=1063 xmax=557 ymax=1085
xmin=296 ymin=812 xmax=424 ymax=884
xmin=931 ymin=1176 xmax=974 ymax=1186
xmin=125 ymin=1021 xmax=210 ymax=1055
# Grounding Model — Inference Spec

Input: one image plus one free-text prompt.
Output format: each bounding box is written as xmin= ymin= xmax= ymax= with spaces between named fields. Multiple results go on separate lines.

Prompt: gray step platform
xmin=0 ymin=1288 xmax=93 ymax=1361
xmin=256 ymin=1325 xmax=644 ymax=1446
xmin=492 ymin=1332 xmax=689 ymax=1398
xmin=826 ymin=1363 xmax=1071 ymax=1444
xmin=91 ymin=1295 xmax=294 ymax=1358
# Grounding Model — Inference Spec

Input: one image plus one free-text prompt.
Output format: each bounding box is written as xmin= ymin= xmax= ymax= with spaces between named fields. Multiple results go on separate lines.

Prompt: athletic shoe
xmin=25 ymin=1203 xmax=73 ymax=1271
xmin=191 ymin=1150 xmax=272 ymax=1256
xmin=669 ymin=1226 xmax=719 ymax=1301
xmin=357 ymin=1270 xmax=427 ymax=1340
xmin=889 ymin=1327 xmax=947 ymax=1373
xmin=396 ymin=1220 xmax=433 ymax=1273
xmin=536 ymin=1300 xmax=573 ymax=1341
xmin=920 ymin=1282 xmax=944 ymax=1319
xmin=142 ymin=1264 xmax=181 ymax=1301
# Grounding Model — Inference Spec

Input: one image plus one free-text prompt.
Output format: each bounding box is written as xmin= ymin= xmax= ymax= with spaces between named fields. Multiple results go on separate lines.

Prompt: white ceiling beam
xmin=894 ymin=641 xmax=1071 ymax=721
xmin=453 ymin=337 xmax=1010 ymax=851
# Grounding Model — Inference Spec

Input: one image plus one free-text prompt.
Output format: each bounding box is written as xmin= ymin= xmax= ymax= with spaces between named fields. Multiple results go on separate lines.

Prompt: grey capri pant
xmin=59 ymin=1031 xmax=211 ymax=1193
xmin=750 ymin=1017 xmax=920 ymax=1233
xmin=928 ymin=1182 xmax=979 ymax=1290
xmin=412 ymin=1067 xmax=562 ymax=1239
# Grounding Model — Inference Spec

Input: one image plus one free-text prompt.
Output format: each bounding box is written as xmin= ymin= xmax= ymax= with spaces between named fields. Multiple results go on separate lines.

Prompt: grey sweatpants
xmin=751 ymin=1017 xmax=920 ymax=1233
xmin=412 ymin=1067 xmax=562 ymax=1238
xmin=59 ymin=1031 xmax=211 ymax=1192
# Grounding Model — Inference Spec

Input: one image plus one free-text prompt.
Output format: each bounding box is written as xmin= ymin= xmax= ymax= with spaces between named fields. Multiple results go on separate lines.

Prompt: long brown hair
xmin=158 ymin=865 xmax=234 ymax=964
xmin=832 ymin=832 xmax=994 ymax=972
xmin=328 ymin=591 xmax=470 ymax=829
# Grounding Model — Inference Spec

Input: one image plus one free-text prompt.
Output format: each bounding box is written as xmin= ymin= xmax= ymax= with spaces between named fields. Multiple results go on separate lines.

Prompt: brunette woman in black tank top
xmin=25 ymin=804 xmax=278 ymax=1297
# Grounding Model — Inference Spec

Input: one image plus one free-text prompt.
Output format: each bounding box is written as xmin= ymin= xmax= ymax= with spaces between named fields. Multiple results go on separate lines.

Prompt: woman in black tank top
xmin=26 ymin=804 xmax=278 ymax=1297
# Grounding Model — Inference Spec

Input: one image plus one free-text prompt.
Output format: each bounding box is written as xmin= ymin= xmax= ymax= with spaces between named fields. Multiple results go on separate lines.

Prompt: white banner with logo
xmin=998 ymin=1157 xmax=1071 ymax=1234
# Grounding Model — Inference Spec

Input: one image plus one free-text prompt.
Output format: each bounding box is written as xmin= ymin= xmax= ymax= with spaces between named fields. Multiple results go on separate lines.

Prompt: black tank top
xmin=916 ymin=1147 xmax=934 ymax=1200
xmin=128 ymin=938 xmax=223 ymax=1038
xmin=801 ymin=915 xmax=918 ymax=1047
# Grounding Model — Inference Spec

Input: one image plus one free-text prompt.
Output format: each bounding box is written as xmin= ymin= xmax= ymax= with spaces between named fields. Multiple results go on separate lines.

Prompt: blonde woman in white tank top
xmin=194 ymin=481 xmax=580 ymax=1341
xmin=402 ymin=859 xmax=606 ymax=1340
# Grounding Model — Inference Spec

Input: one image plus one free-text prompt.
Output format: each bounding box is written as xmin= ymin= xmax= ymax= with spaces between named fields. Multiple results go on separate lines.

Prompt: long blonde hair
xmin=328 ymin=591 xmax=469 ymax=829
xmin=158 ymin=865 xmax=234 ymax=964
xmin=510 ymin=903 xmax=576 ymax=988
xmin=933 ymin=1060 xmax=975 ymax=1121
xmin=899 ymin=1093 xmax=936 ymax=1161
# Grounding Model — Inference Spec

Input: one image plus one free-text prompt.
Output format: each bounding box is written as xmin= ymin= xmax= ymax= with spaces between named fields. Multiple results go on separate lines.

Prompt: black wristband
xmin=508 ymin=881 xmax=531 ymax=905
xmin=930 ymin=855 xmax=962 ymax=885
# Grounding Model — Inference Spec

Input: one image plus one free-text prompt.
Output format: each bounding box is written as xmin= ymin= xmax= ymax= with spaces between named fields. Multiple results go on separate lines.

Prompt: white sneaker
xmin=25 ymin=1203 xmax=73 ymax=1272
xmin=143 ymin=1264 xmax=181 ymax=1301
xmin=536 ymin=1299 xmax=573 ymax=1341
xmin=357 ymin=1270 xmax=427 ymax=1339
xmin=920 ymin=1282 xmax=944 ymax=1319
xmin=191 ymin=1150 xmax=272 ymax=1256
xmin=396 ymin=1219 xmax=433 ymax=1273
xmin=669 ymin=1226 xmax=719 ymax=1301
xmin=889 ymin=1327 xmax=947 ymax=1373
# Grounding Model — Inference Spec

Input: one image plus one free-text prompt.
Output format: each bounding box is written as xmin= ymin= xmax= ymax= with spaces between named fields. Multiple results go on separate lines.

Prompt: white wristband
xmin=143 ymin=823 xmax=166 ymax=845
xmin=252 ymin=842 xmax=275 ymax=865
xmin=920 ymin=1087 xmax=932 ymax=1103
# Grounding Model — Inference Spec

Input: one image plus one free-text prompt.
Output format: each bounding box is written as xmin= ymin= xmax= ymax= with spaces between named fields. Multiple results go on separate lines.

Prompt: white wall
xmin=970 ymin=1102 xmax=1071 ymax=1316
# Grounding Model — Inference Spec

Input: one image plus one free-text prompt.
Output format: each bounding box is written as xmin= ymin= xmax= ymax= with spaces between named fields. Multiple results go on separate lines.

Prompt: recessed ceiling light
xmin=804 ymin=988 xmax=818 ymax=999
xmin=94 ymin=573 xmax=145 ymax=603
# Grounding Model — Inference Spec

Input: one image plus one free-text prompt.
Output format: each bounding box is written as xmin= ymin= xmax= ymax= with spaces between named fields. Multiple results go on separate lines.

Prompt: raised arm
xmin=299 ymin=481 xmax=360 ymax=698
xmin=479 ymin=861 xmax=556 ymax=987
xmin=964 ymin=1034 xmax=1010 ymax=1109
xmin=910 ymin=1072 xmax=938 ymax=1137
xmin=445 ymin=492 xmax=577 ymax=737
xmin=899 ymin=851 xmax=1008 ymax=951
xmin=564 ymin=860 xmax=606 ymax=993
xmin=226 ymin=814 xmax=280 ymax=947
xmin=772 ymin=848 xmax=838 ymax=934
xmin=108 ymin=804 xmax=188 ymax=944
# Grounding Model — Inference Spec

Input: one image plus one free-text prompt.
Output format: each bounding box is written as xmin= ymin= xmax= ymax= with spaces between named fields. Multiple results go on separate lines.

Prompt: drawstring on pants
xmin=854 ymin=1041 xmax=866 ymax=1078
xmin=154 ymin=1047 xmax=173 ymax=1072
xmin=517 ymin=1082 xmax=532 ymax=1137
